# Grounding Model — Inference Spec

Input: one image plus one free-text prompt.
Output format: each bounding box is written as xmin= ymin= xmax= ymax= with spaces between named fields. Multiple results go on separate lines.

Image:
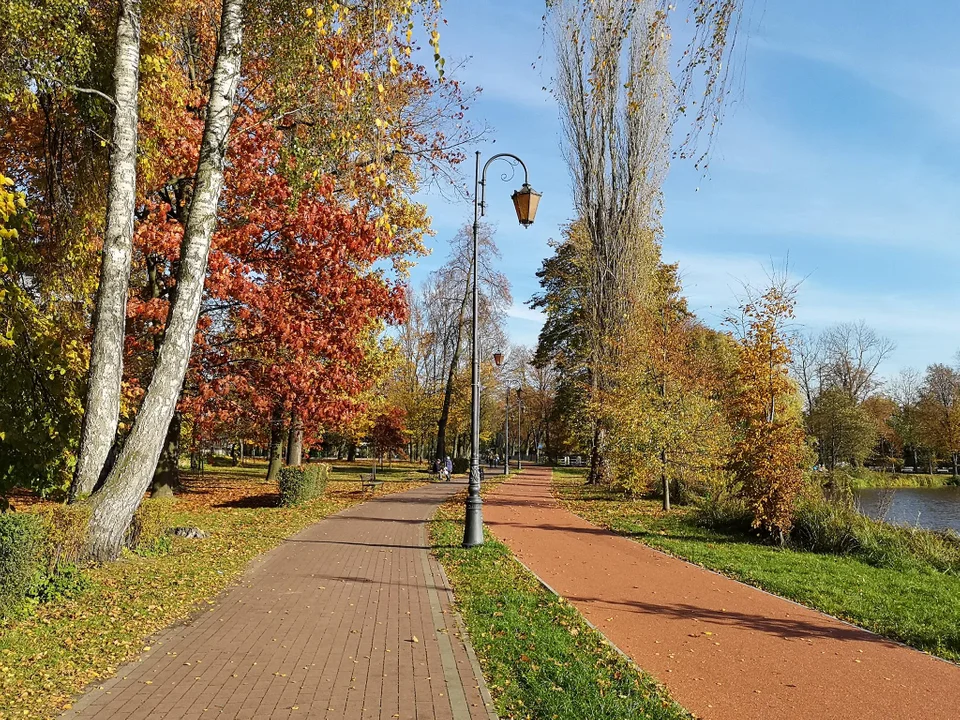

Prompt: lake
xmin=854 ymin=486 xmax=960 ymax=534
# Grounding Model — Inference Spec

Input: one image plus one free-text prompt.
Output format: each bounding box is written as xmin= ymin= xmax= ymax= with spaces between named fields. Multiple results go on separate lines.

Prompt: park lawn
xmin=0 ymin=461 xmax=425 ymax=720
xmin=430 ymin=490 xmax=691 ymax=720
xmin=553 ymin=468 xmax=960 ymax=665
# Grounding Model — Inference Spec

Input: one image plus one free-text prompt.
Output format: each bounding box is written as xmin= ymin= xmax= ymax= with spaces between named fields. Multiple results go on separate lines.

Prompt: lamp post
xmin=516 ymin=387 xmax=522 ymax=472
xmin=463 ymin=152 xmax=541 ymax=549
xmin=493 ymin=352 xmax=509 ymax=478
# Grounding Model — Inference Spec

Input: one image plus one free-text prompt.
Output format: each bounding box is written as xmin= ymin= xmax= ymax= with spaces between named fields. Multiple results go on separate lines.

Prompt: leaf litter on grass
xmin=0 ymin=464 xmax=425 ymax=719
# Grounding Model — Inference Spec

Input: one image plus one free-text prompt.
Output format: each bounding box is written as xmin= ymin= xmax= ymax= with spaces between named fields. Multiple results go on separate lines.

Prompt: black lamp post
xmin=463 ymin=152 xmax=541 ymax=549
xmin=493 ymin=352 xmax=509 ymax=478
xmin=516 ymin=386 xmax=523 ymax=472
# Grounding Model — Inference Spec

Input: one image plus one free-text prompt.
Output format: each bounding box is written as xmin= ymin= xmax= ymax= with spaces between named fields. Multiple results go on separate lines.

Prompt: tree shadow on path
xmin=564 ymin=593 xmax=900 ymax=646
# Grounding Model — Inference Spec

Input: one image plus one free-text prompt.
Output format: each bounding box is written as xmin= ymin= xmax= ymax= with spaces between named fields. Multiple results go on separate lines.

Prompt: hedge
xmin=0 ymin=513 xmax=44 ymax=618
xmin=278 ymin=463 xmax=330 ymax=507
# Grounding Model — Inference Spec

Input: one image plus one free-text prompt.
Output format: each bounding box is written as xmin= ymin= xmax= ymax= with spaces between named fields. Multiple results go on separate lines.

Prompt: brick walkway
xmin=64 ymin=481 xmax=496 ymax=720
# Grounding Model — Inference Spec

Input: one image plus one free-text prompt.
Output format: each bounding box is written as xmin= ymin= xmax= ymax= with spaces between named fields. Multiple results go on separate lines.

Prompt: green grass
xmin=834 ymin=467 xmax=955 ymax=489
xmin=553 ymin=468 xmax=960 ymax=664
xmin=430 ymin=491 xmax=690 ymax=720
xmin=327 ymin=461 xmax=435 ymax=482
xmin=0 ymin=463 xmax=424 ymax=719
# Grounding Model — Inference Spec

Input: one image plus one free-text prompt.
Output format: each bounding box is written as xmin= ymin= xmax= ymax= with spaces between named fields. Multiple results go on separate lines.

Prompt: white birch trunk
xmin=71 ymin=0 xmax=142 ymax=500
xmin=85 ymin=0 xmax=245 ymax=560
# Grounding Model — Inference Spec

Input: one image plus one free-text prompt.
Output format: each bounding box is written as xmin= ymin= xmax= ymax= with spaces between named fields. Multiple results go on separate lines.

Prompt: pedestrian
xmin=444 ymin=455 xmax=453 ymax=482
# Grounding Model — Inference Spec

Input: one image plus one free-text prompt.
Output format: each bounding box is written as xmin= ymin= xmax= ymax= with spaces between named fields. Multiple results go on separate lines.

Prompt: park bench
xmin=360 ymin=473 xmax=383 ymax=492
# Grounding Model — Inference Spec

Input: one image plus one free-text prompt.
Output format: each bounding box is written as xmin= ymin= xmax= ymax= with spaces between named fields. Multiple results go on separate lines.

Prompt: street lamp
xmin=463 ymin=152 xmax=541 ymax=549
xmin=516 ymin=386 xmax=523 ymax=472
xmin=493 ymin=352 xmax=509 ymax=478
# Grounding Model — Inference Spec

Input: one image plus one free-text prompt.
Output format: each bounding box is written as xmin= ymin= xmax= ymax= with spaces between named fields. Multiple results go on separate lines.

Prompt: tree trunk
xmin=286 ymin=411 xmax=303 ymax=466
xmin=266 ymin=406 xmax=284 ymax=482
xmin=661 ymin=449 xmax=670 ymax=511
xmin=71 ymin=0 xmax=143 ymax=501
xmin=83 ymin=0 xmax=245 ymax=561
xmin=587 ymin=418 xmax=607 ymax=485
xmin=436 ymin=275 xmax=471 ymax=460
xmin=347 ymin=442 xmax=356 ymax=462
xmin=150 ymin=412 xmax=181 ymax=498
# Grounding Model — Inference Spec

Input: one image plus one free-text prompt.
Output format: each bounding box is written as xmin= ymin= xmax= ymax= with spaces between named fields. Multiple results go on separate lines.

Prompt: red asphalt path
xmin=483 ymin=467 xmax=960 ymax=720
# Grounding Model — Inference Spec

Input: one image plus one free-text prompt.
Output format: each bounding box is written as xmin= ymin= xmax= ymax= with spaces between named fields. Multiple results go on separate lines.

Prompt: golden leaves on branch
xmin=726 ymin=276 xmax=810 ymax=537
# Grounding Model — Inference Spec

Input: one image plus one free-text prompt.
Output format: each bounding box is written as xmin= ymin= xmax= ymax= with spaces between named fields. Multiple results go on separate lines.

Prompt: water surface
xmin=854 ymin=486 xmax=960 ymax=533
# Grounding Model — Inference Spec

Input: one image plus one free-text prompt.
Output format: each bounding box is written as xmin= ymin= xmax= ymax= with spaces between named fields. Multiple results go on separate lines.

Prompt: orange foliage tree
xmin=727 ymin=276 xmax=809 ymax=539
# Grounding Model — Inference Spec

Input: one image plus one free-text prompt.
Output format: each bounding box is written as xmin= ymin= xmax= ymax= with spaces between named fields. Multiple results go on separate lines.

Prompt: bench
xmin=360 ymin=473 xmax=383 ymax=492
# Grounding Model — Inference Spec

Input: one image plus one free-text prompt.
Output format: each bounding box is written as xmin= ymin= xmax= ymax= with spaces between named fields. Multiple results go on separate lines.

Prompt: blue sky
xmin=409 ymin=1 xmax=960 ymax=378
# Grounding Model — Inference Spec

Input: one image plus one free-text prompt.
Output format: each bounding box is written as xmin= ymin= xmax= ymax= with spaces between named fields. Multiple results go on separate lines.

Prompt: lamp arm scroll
xmin=478 ymin=153 xmax=530 ymax=217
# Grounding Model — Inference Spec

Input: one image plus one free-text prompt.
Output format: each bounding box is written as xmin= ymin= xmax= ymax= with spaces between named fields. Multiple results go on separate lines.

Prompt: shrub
xmin=694 ymin=493 xmax=753 ymax=533
xmin=0 ymin=513 xmax=44 ymax=618
xmin=309 ymin=462 xmax=330 ymax=493
xmin=127 ymin=497 xmax=176 ymax=555
xmin=452 ymin=458 xmax=469 ymax=475
xmin=34 ymin=503 xmax=91 ymax=572
xmin=790 ymin=497 xmax=862 ymax=555
xmin=278 ymin=463 xmax=329 ymax=506
xmin=790 ymin=493 xmax=960 ymax=574
xmin=32 ymin=562 xmax=89 ymax=604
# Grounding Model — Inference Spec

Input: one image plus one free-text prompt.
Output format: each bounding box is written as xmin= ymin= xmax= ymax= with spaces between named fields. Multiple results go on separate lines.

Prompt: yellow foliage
xmin=727 ymin=278 xmax=810 ymax=537
xmin=0 ymin=173 xmax=90 ymax=495
xmin=604 ymin=279 xmax=734 ymax=500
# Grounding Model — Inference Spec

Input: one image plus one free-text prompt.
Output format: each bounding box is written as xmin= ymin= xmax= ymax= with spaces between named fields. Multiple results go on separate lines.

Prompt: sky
xmin=408 ymin=1 xmax=960 ymax=378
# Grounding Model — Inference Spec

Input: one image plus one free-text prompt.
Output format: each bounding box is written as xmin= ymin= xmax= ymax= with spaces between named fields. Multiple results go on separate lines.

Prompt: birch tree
xmin=71 ymin=0 xmax=142 ymax=498
xmin=84 ymin=0 xmax=245 ymax=560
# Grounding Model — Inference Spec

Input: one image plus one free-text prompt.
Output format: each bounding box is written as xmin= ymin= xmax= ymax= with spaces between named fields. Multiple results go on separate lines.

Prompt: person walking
xmin=444 ymin=455 xmax=453 ymax=482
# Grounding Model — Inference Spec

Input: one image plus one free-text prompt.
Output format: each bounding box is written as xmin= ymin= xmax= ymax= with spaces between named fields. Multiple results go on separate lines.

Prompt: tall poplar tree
xmin=547 ymin=0 xmax=744 ymax=484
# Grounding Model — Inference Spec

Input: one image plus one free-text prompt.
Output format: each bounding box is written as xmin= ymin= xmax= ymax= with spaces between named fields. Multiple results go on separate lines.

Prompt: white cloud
xmin=667 ymin=113 xmax=960 ymax=256
xmin=666 ymin=248 xmax=960 ymax=374
xmin=506 ymin=303 xmax=545 ymax=324
xmin=752 ymin=37 xmax=960 ymax=135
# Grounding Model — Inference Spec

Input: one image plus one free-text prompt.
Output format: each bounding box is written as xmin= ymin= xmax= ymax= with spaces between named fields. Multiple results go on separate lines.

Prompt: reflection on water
xmin=854 ymin=486 xmax=960 ymax=534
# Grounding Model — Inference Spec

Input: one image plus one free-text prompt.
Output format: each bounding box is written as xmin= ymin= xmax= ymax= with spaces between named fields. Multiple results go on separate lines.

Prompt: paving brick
xmin=62 ymin=481 xmax=496 ymax=720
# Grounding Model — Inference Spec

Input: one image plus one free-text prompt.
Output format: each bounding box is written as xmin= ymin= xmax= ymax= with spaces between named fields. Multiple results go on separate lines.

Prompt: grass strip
xmin=830 ymin=468 xmax=956 ymax=489
xmin=430 ymin=492 xmax=690 ymax=720
xmin=553 ymin=468 xmax=960 ymax=664
xmin=0 ymin=465 xmax=422 ymax=719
